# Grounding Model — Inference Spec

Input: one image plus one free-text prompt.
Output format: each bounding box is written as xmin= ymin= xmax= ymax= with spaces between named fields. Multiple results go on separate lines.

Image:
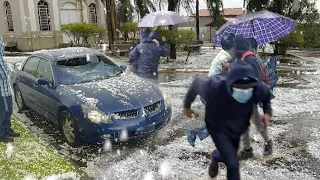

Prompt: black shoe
xmin=208 ymin=159 xmax=219 ymax=178
xmin=0 ymin=136 xmax=14 ymax=143
xmin=238 ymin=148 xmax=254 ymax=160
xmin=6 ymin=131 xmax=21 ymax=137
xmin=263 ymin=140 xmax=273 ymax=156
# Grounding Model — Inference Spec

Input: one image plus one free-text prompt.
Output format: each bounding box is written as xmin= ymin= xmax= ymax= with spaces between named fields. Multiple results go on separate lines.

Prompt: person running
xmin=0 ymin=36 xmax=20 ymax=143
xmin=129 ymin=30 xmax=169 ymax=84
xmin=184 ymin=62 xmax=272 ymax=180
xmin=237 ymin=37 xmax=273 ymax=159
xmin=186 ymin=33 xmax=236 ymax=147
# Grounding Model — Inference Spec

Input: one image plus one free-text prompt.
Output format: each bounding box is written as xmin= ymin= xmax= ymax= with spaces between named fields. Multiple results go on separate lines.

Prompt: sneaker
xmin=6 ymin=131 xmax=20 ymax=137
xmin=238 ymin=148 xmax=254 ymax=160
xmin=208 ymin=158 xmax=219 ymax=178
xmin=263 ymin=140 xmax=273 ymax=156
xmin=0 ymin=136 xmax=14 ymax=143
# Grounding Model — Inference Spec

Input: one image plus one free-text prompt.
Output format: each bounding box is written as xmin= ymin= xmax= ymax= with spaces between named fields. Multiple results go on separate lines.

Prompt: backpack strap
xmin=241 ymin=51 xmax=255 ymax=61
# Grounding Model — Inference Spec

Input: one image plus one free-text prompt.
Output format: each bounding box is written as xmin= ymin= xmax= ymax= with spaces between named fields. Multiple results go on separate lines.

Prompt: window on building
xmin=88 ymin=3 xmax=97 ymax=25
xmin=37 ymin=0 xmax=51 ymax=31
xmin=4 ymin=1 xmax=14 ymax=31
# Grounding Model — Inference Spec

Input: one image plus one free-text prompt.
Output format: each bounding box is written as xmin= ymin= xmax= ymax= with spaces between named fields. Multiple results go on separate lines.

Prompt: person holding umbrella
xmin=128 ymin=27 xmax=151 ymax=74
xmin=131 ymin=11 xmax=189 ymax=83
xmin=236 ymin=36 xmax=273 ymax=159
xmin=212 ymin=10 xmax=295 ymax=159
xmin=129 ymin=30 xmax=169 ymax=84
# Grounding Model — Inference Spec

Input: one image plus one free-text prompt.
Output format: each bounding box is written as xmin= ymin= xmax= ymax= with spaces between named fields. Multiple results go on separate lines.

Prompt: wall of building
xmin=0 ymin=0 xmax=107 ymax=51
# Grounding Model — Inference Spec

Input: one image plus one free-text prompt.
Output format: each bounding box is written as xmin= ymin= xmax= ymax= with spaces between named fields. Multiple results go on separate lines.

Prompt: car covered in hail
xmin=10 ymin=47 xmax=172 ymax=147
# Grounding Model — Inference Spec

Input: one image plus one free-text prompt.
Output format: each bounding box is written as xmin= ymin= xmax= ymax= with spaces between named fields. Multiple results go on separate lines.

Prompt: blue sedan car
xmin=10 ymin=47 xmax=172 ymax=147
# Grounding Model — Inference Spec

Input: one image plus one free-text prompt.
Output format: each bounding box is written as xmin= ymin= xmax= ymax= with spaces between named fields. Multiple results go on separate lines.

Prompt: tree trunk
xmin=168 ymin=0 xmax=178 ymax=59
xmin=124 ymin=32 xmax=129 ymax=41
xmin=196 ymin=0 xmax=200 ymax=41
xmin=106 ymin=0 xmax=113 ymax=49
xmin=243 ymin=0 xmax=246 ymax=13
xmin=110 ymin=0 xmax=117 ymax=42
xmin=106 ymin=0 xmax=117 ymax=49
xmin=274 ymin=0 xmax=285 ymax=55
xmin=274 ymin=43 xmax=279 ymax=55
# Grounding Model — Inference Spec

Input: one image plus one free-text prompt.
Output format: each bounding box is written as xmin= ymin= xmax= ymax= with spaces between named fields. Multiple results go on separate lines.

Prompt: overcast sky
xmin=131 ymin=0 xmax=244 ymax=16
xmin=199 ymin=0 xmax=243 ymax=9
xmin=179 ymin=0 xmax=244 ymax=15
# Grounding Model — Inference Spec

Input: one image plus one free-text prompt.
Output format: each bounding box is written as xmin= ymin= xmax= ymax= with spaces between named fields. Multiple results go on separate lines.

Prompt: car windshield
xmin=55 ymin=54 xmax=123 ymax=85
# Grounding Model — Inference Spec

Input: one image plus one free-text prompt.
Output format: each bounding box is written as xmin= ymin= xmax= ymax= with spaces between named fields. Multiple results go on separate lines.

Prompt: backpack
xmin=241 ymin=51 xmax=270 ymax=86
xmin=262 ymin=56 xmax=278 ymax=90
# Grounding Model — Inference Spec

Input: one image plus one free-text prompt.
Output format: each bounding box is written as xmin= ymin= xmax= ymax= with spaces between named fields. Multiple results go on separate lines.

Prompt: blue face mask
xmin=232 ymin=88 xmax=253 ymax=103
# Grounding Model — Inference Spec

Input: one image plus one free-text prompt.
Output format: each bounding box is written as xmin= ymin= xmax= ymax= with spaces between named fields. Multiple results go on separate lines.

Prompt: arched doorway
xmin=60 ymin=2 xmax=81 ymax=43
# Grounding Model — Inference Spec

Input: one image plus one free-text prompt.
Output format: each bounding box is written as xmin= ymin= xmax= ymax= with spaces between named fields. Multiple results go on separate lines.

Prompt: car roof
xmin=32 ymin=47 xmax=104 ymax=61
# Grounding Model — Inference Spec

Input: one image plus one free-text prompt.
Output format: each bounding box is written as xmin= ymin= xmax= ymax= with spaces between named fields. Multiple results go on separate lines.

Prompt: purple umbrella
xmin=214 ymin=10 xmax=296 ymax=45
xmin=138 ymin=11 xmax=188 ymax=27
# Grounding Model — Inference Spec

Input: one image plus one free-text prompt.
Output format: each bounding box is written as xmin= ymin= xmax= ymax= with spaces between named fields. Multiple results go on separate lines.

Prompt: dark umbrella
xmin=214 ymin=10 xmax=296 ymax=45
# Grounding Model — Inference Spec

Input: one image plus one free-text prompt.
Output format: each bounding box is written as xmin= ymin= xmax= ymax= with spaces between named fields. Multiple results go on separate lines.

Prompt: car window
xmin=55 ymin=55 xmax=123 ymax=85
xmin=98 ymin=55 xmax=116 ymax=66
xmin=22 ymin=57 xmax=40 ymax=77
xmin=37 ymin=59 xmax=54 ymax=84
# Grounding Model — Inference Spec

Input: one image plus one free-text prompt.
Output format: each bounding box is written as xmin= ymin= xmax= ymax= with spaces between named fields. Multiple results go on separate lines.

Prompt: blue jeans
xmin=211 ymin=132 xmax=241 ymax=180
xmin=186 ymin=125 xmax=210 ymax=146
xmin=0 ymin=96 xmax=13 ymax=137
xmin=186 ymin=97 xmax=210 ymax=146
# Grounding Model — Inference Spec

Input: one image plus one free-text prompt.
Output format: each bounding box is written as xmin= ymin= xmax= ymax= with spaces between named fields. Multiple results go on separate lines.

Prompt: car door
xmin=34 ymin=58 xmax=60 ymax=122
xmin=17 ymin=56 xmax=41 ymax=111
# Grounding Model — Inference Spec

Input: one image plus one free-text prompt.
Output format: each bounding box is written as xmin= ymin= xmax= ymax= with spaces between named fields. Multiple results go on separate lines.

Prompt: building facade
xmin=0 ymin=0 xmax=106 ymax=51
xmin=187 ymin=8 xmax=244 ymax=42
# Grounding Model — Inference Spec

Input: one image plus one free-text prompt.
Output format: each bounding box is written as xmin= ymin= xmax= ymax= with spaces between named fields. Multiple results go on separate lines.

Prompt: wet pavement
xmin=5 ymin=49 xmax=320 ymax=179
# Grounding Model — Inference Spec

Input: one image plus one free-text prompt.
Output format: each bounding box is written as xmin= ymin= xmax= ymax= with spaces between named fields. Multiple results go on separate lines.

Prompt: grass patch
xmin=0 ymin=119 xmax=76 ymax=179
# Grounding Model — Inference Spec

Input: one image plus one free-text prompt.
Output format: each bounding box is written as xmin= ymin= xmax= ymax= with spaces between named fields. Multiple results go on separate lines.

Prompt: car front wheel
xmin=14 ymin=86 xmax=27 ymax=112
xmin=60 ymin=110 xmax=81 ymax=147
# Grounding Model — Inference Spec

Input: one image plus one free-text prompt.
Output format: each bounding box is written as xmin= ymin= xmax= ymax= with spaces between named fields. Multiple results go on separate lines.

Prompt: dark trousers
xmin=0 ymin=96 xmax=13 ymax=137
xmin=211 ymin=131 xmax=241 ymax=180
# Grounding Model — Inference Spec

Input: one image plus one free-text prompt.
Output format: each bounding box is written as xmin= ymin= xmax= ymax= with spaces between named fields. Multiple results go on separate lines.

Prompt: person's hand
xmin=152 ymin=39 xmax=160 ymax=45
xmin=184 ymin=108 xmax=199 ymax=119
xmin=222 ymin=61 xmax=230 ymax=71
xmin=162 ymin=36 xmax=166 ymax=42
xmin=263 ymin=114 xmax=272 ymax=126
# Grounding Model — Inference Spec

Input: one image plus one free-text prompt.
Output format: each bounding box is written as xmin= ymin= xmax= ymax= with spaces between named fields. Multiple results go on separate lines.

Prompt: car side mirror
xmin=38 ymin=77 xmax=49 ymax=86
xmin=120 ymin=65 xmax=127 ymax=71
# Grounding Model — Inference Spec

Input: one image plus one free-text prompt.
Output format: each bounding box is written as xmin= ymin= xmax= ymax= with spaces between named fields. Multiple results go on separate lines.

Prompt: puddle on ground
xmin=159 ymin=72 xmax=203 ymax=83
xmin=159 ymin=67 xmax=316 ymax=89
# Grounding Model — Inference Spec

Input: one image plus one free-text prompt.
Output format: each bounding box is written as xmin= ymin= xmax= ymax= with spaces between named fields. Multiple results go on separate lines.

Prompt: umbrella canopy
xmin=214 ymin=10 xmax=296 ymax=45
xmin=138 ymin=11 xmax=188 ymax=27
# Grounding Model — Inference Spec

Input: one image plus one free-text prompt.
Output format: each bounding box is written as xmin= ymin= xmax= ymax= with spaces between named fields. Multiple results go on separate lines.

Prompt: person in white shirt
xmin=208 ymin=33 xmax=235 ymax=76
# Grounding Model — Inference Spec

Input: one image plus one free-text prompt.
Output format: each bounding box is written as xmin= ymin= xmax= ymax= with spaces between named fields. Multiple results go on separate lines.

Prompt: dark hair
xmin=247 ymin=37 xmax=258 ymax=51
xmin=221 ymin=33 xmax=235 ymax=50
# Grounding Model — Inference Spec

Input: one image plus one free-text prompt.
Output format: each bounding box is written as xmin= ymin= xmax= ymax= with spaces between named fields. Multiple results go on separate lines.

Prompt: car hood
xmin=61 ymin=75 xmax=163 ymax=113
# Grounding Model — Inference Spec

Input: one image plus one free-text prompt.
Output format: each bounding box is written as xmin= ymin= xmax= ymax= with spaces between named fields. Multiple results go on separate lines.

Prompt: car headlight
xmin=163 ymin=93 xmax=171 ymax=109
xmin=81 ymin=105 xmax=113 ymax=124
